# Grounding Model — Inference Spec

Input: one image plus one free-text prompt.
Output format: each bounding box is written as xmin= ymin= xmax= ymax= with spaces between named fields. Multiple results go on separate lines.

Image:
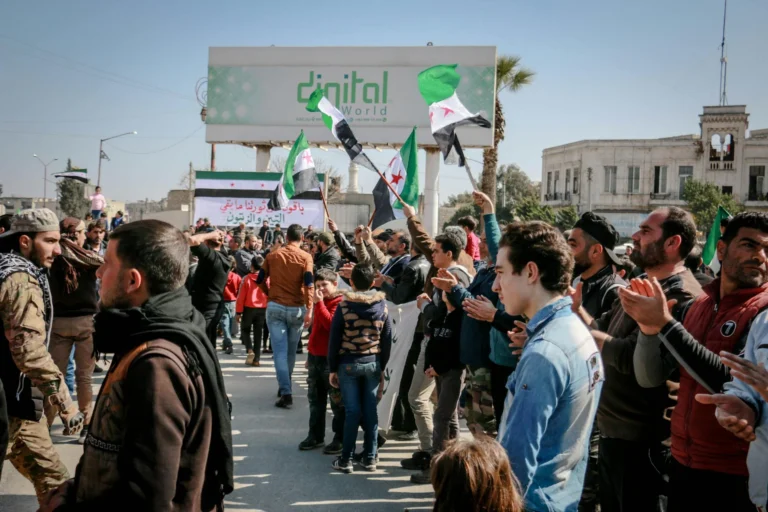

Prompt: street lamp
xmin=33 ymin=154 xmax=58 ymax=208
xmin=97 ymin=131 xmax=137 ymax=186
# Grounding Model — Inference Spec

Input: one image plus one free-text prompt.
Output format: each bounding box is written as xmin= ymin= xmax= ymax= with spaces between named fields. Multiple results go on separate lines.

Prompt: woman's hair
xmin=432 ymin=438 xmax=524 ymax=512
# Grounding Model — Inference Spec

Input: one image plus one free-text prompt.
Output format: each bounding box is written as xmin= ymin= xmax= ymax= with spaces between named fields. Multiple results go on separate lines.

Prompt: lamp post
xmin=97 ymin=131 xmax=137 ymax=186
xmin=196 ymin=78 xmax=214 ymax=170
xmin=33 ymin=154 xmax=58 ymax=208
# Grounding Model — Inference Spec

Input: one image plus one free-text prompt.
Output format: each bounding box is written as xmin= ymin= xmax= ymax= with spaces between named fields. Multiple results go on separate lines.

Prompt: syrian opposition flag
xmin=267 ymin=130 xmax=320 ymax=211
xmin=418 ymin=64 xmax=491 ymax=167
xmin=371 ymin=128 xmax=420 ymax=229
xmin=306 ymin=88 xmax=378 ymax=172
xmin=702 ymin=206 xmax=731 ymax=274
xmin=54 ymin=168 xmax=88 ymax=184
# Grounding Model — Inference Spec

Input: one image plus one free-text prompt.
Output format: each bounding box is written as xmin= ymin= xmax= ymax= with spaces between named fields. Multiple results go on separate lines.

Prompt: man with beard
xmin=234 ymin=235 xmax=258 ymax=278
xmin=187 ymin=228 xmax=230 ymax=349
xmin=567 ymin=213 xmax=627 ymax=512
xmin=314 ymin=232 xmax=341 ymax=273
xmin=571 ymin=207 xmax=702 ymax=512
xmin=0 ymin=209 xmax=84 ymax=505
xmin=621 ymin=212 xmax=768 ymax=511
xmin=372 ymin=231 xmax=411 ymax=294
xmin=569 ymin=212 xmax=627 ymax=319
xmin=48 ymin=217 xmax=102 ymax=444
xmin=40 ymin=220 xmax=234 ymax=511
xmin=83 ymin=221 xmax=106 ymax=256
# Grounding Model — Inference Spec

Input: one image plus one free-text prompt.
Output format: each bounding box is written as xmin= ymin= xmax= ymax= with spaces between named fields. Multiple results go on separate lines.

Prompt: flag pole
xmin=368 ymin=208 xmax=376 ymax=227
xmin=363 ymin=156 xmax=407 ymax=205
xmin=462 ymin=159 xmax=480 ymax=191
xmin=318 ymin=185 xmax=331 ymax=220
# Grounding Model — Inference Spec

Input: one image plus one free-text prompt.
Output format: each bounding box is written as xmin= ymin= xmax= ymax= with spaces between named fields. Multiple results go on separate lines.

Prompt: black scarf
xmin=93 ymin=287 xmax=234 ymax=505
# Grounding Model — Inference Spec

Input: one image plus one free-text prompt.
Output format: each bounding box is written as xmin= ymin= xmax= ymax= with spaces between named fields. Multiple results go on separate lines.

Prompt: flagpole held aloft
xmin=318 ymin=185 xmax=331 ymax=221
xmin=462 ymin=159 xmax=480 ymax=190
xmin=368 ymin=208 xmax=376 ymax=228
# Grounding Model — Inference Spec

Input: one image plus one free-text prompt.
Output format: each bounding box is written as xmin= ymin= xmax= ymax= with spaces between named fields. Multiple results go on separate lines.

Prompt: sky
xmin=1 ymin=0 xmax=767 ymax=204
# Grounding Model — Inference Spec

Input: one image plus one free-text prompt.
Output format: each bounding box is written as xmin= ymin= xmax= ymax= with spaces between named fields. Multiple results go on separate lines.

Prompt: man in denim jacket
xmin=494 ymin=221 xmax=604 ymax=512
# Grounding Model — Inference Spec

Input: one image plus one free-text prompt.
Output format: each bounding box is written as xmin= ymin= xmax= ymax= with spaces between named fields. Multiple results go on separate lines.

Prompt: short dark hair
xmin=722 ymin=212 xmax=768 ymax=244
xmin=88 ymin=221 xmax=104 ymax=232
xmin=0 ymin=214 xmax=13 ymax=233
xmin=315 ymin=268 xmax=339 ymax=283
xmin=500 ymin=221 xmax=573 ymax=293
xmin=250 ymin=255 xmax=264 ymax=271
xmin=274 ymin=235 xmax=285 ymax=245
xmin=109 ymin=220 xmax=189 ymax=295
xmin=287 ymin=224 xmax=303 ymax=242
xmin=351 ymin=263 xmax=375 ymax=291
xmin=660 ymin=207 xmax=697 ymax=260
xmin=435 ymin=233 xmax=462 ymax=261
xmin=685 ymin=244 xmax=703 ymax=272
xmin=231 ymin=236 xmax=242 ymax=247
xmin=457 ymin=216 xmax=478 ymax=232
xmin=394 ymin=231 xmax=411 ymax=252
xmin=721 ymin=216 xmax=731 ymax=230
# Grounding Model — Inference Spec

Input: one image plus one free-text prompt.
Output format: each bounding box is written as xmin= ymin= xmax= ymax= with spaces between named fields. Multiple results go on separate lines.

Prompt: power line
xmin=104 ymin=125 xmax=203 ymax=154
xmin=0 ymin=34 xmax=195 ymax=102
xmin=0 ymin=127 xmax=202 ymax=140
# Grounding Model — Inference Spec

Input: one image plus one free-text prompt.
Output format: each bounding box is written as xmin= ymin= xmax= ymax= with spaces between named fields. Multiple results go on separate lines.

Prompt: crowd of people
xmin=1 ymin=191 xmax=768 ymax=512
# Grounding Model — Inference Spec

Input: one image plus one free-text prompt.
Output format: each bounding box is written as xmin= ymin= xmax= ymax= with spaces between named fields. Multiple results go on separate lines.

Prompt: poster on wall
xmin=194 ymin=171 xmax=325 ymax=228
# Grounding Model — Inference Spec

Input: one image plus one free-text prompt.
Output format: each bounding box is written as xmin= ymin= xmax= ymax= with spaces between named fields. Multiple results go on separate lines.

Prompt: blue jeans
xmin=91 ymin=210 xmax=102 ymax=220
xmin=266 ymin=302 xmax=305 ymax=396
xmin=65 ymin=346 xmax=75 ymax=395
xmin=338 ymin=361 xmax=381 ymax=461
xmin=219 ymin=301 xmax=236 ymax=349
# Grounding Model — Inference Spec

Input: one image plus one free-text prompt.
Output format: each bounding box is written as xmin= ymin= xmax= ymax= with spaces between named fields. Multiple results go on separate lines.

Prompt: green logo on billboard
xmin=297 ymin=71 xmax=389 ymax=108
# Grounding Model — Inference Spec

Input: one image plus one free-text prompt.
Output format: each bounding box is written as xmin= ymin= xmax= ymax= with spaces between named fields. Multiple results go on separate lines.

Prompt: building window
xmin=554 ymin=171 xmax=560 ymax=196
xmin=565 ymin=169 xmax=571 ymax=193
xmin=654 ymin=166 xmax=668 ymax=194
xmin=749 ymin=166 xmax=766 ymax=200
xmin=604 ymin=166 xmax=617 ymax=194
xmin=546 ymin=172 xmax=552 ymax=195
xmin=678 ymin=166 xmax=693 ymax=197
xmin=722 ymin=186 xmax=733 ymax=196
xmin=573 ymin=169 xmax=580 ymax=194
xmin=628 ymin=166 xmax=640 ymax=194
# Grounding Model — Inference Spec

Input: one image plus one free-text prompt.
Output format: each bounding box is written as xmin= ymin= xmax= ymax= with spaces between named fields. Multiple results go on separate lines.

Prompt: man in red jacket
xmin=620 ymin=211 xmax=768 ymax=511
xmin=299 ymin=268 xmax=345 ymax=454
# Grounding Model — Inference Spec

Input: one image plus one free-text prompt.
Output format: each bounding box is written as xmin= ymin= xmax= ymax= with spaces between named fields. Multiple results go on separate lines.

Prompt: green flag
xmin=702 ymin=205 xmax=731 ymax=273
xmin=267 ymin=131 xmax=319 ymax=211
xmin=371 ymin=128 xmax=420 ymax=229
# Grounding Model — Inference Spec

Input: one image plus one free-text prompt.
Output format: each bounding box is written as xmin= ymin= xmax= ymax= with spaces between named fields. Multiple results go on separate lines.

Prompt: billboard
xmin=194 ymin=171 xmax=325 ymax=228
xmin=205 ymin=46 xmax=496 ymax=147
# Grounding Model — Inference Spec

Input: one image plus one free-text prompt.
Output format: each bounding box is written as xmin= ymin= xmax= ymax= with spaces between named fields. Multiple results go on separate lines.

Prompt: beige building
xmin=541 ymin=105 xmax=768 ymax=236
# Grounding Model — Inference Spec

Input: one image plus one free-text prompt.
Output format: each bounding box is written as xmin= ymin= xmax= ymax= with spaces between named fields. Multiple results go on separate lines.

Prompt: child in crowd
xmin=328 ymin=264 xmax=392 ymax=473
xmin=236 ymin=256 xmax=268 ymax=366
xmin=220 ymin=256 xmax=241 ymax=355
xmin=299 ymin=269 xmax=345 ymax=454
xmin=431 ymin=437 xmax=524 ymax=512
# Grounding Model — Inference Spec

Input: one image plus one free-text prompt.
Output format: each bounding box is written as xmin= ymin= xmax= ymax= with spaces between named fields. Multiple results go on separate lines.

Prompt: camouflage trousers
xmin=463 ymin=366 xmax=496 ymax=437
xmin=307 ymin=354 xmax=344 ymax=443
xmin=6 ymin=415 xmax=70 ymax=505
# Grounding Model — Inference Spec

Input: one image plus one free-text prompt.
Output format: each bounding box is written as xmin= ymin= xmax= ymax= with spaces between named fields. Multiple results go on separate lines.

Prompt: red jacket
xmin=466 ymin=231 xmax=481 ymax=261
xmin=222 ymin=272 xmax=241 ymax=302
xmin=236 ymin=274 xmax=268 ymax=313
xmin=673 ymin=280 xmax=768 ymax=475
xmin=308 ymin=294 xmax=343 ymax=357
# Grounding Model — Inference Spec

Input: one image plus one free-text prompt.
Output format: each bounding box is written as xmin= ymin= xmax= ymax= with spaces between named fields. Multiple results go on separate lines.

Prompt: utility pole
xmin=587 ymin=167 xmax=593 ymax=212
xmin=33 ymin=155 xmax=57 ymax=209
xmin=188 ymin=162 xmax=194 ymax=227
xmin=719 ymin=0 xmax=729 ymax=106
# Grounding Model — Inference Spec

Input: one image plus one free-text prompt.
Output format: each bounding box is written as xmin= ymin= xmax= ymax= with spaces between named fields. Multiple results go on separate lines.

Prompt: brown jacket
xmin=258 ymin=244 xmax=314 ymax=310
xmin=71 ymin=340 xmax=214 ymax=511
xmin=406 ymin=215 xmax=476 ymax=297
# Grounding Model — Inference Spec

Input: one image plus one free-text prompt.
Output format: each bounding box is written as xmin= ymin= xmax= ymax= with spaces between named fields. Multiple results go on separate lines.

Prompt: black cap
xmin=573 ymin=212 xmax=622 ymax=266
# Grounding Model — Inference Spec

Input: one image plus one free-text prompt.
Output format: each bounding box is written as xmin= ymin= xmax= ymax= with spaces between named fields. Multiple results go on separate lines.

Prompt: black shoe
xmin=93 ymin=364 xmax=104 ymax=374
xmin=275 ymin=395 xmax=293 ymax=409
xmin=410 ymin=469 xmax=431 ymax=484
xmin=396 ymin=430 xmax=419 ymax=441
xmin=296 ymin=347 xmax=303 ymax=354
xmin=352 ymin=451 xmax=379 ymax=465
xmin=332 ymin=457 xmax=353 ymax=474
xmin=264 ymin=347 xmax=272 ymax=354
xmin=400 ymin=451 xmax=431 ymax=471
xmin=224 ymin=346 xmax=233 ymax=355
xmin=299 ymin=437 xmax=324 ymax=451
xmin=377 ymin=432 xmax=387 ymax=449
xmin=323 ymin=439 xmax=344 ymax=455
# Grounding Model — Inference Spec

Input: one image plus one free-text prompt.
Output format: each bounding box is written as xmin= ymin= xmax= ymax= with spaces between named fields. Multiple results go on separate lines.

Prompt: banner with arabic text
xmin=194 ymin=171 xmax=325 ymax=228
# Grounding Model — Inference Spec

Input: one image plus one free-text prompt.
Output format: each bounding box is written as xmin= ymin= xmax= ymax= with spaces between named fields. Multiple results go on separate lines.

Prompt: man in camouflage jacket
xmin=0 ymin=209 xmax=84 ymax=504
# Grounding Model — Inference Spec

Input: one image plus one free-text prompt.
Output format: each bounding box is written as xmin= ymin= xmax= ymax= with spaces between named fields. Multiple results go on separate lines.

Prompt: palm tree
xmin=481 ymin=56 xmax=534 ymax=205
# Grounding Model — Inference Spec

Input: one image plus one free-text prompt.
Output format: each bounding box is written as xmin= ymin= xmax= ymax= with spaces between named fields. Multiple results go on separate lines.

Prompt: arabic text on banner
xmin=194 ymin=196 xmax=324 ymax=227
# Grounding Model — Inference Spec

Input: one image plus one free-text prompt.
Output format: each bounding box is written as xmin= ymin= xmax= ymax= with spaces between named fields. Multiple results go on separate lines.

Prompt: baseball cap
xmin=573 ymin=212 xmax=622 ymax=266
xmin=0 ymin=208 xmax=60 ymax=238
xmin=316 ymin=232 xmax=334 ymax=246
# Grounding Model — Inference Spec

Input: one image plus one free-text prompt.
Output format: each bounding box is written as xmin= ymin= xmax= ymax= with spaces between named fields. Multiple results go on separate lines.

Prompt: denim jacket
xmin=498 ymin=297 xmax=604 ymax=512
xmin=724 ymin=310 xmax=768 ymax=509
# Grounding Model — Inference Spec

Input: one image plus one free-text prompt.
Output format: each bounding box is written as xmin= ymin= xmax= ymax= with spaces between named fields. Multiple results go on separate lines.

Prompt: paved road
xmin=1 ymin=339 xmax=436 ymax=511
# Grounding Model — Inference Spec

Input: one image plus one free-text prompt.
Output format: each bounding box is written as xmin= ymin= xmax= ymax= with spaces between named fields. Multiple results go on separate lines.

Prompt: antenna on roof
xmin=718 ymin=0 xmax=728 ymax=106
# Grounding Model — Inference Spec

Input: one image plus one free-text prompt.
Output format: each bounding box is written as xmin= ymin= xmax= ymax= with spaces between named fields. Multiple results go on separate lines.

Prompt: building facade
xmin=541 ymin=105 xmax=768 ymax=236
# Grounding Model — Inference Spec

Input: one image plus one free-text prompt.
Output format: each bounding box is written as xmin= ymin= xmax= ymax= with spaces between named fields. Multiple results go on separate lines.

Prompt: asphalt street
xmin=0 ymin=338 xmax=437 ymax=511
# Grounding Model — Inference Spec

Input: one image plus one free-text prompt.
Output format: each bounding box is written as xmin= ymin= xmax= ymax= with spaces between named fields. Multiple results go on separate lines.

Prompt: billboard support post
xmin=424 ymin=148 xmax=440 ymax=237
xmin=256 ymin=145 xmax=271 ymax=172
